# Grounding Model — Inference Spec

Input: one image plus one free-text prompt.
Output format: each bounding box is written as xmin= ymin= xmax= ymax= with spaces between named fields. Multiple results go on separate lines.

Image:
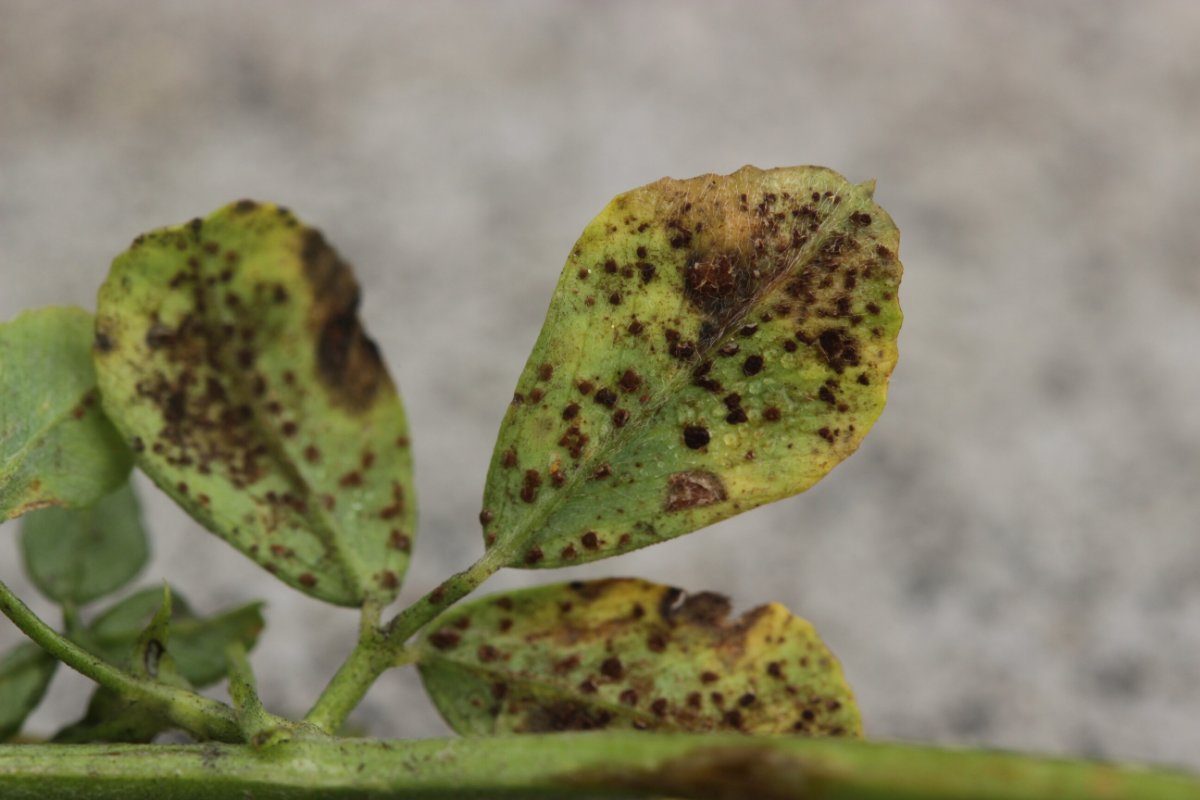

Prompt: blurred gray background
xmin=1 ymin=0 xmax=1198 ymax=768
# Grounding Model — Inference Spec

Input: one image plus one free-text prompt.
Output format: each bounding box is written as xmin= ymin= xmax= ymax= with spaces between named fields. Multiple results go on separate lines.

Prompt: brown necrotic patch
xmin=665 ymin=470 xmax=727 ymax=512
xmin=301 ymin=229 xmax=389 ymax=412
xmin=521 ymin=701 xmax=614 ymax=733
xmin=682 ymin=252 xmax=760 ymax=324
xmin=815 ymin=328 xmax=860 ymax=374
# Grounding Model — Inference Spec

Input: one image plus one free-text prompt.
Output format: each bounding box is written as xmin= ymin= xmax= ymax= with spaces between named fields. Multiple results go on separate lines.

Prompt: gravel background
xmin=2 ymin=1 xmax=1198 ymax=768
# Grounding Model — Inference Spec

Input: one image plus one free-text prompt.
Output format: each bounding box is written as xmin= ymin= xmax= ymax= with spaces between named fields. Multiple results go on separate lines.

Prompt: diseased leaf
xmin=19 ymin=482 xmax=148 ymax=606
xmin=94 ymin=201 xmax=416 ymax=606
xmin=417 ymin=578 xmax=860 ymax=737
xmin=89 ymin=586 xmax=264 ymax=688
xmin=480 ymin=167 xmax=902 ymax=567
xmin=0 ymin=307 xmax=132 ymax=521
xmin=0 ymin=644 xmax=58 ymax=741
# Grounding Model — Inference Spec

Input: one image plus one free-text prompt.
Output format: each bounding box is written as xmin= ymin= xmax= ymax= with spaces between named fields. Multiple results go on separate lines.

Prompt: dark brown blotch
xmin=816 ymin=328 xmax=860 ymax=374
xmin=681 ymin=425 xmax=710 ymax=450
xmin=523 ymin=701 xmax=612 ymax=733
xmin=600 ymin=657 xmax=625 ymax=680
xmin=302 ymin=229 xmax=389 ymax=412
xmin=520 ymin=469 xmax=542 ymax=503
xmin=618 ymin=369 xmax=642 ymax=393
xmin=683 ymin=252 xmax=757 ymax=320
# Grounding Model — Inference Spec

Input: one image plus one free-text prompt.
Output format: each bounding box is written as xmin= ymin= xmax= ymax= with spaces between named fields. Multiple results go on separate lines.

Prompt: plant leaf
xmin=93 ymin=201 xmax=416 ymax=606
xmin=128 ymin=585 xmax=188 ymax=687
xmin=53 ymin=686 xmax=168 ymax=744
xmin=0 ymin=644 xmax=58 ymax=741
xmin=0 ymin=307 xmax=133 ymax=521
xmin=417 ymin=578 xmax=861 ymax=737
xmin=89 ymin=587 xmax=265 ymax=688
xmin=89 ymin=586 xmax=191 ymax=641
xmin=480 ymin=167 xmax=902 ymax=567
xmin=19 ymin=482 xmax=148 ymax=606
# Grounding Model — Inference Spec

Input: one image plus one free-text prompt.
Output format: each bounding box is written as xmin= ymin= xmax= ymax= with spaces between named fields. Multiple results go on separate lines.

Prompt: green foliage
xmin=20 ymin=483 xmax=148 ymax=606
xmin=0 ymin=644 xmax=57 ymax=741
xmin=93 ymin=201 xmax=416 ymax=607
xmin=0 ymin=307 xmax=132 ymax=520
xmin=417 ymin=578 xmax=859 ymax=737
xmin=480 ymin=166 xmax=902 ymax=569
xmin=56 ymin=585 xmax=265 ymax=744
xmin=89 ymin=587 xmax=265 ymax=688
xmin=33 ymin=169 xmax=1149 ymax=800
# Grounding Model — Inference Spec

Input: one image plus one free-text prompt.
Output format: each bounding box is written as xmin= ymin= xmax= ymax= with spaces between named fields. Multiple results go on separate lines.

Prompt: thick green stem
xmin=303 ymin=546 xmax=509 ymax=733
xmin=0 ymin=735 xmax=1196 ymax=799
xmin=0 ymin=579 xmax=242 ymax=743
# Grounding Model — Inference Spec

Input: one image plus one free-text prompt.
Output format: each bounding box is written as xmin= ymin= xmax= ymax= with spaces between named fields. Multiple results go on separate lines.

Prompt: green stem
xmin=382 ymin=543 xmax=511 ymax=644
xmin=0 ymin=735 xmax=1196 ymax=799
xmin=0 ymin=579 xmax=242 ymax=743
xmin=303 ymin=545 xmax=508 ymax=733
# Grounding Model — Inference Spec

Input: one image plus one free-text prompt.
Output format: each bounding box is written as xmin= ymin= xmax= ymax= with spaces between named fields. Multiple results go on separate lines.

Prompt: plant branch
xmin=0 ymin=734 xmax=1197 ymax=799
xmin=303 ymin=545 xmax=509 ymax=733
xmin=0 ymin=579 xmax=242 ymax=743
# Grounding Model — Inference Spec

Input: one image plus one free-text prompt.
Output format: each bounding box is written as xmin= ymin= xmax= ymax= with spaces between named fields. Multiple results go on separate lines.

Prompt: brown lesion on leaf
xmin=815 ymin=328 xmax=860 ymax=374
xmin=683 ymin=251 xmax=762 ymax=327
xmin=300 ymin=228 xmax=391 ymax=413
xmin=520 ymin=700 xmax=616 ymax=733
xmin=665 ymin=470 xmax=727 ymax=512
xmin=666 ymin=591 xmax=733 ymax=627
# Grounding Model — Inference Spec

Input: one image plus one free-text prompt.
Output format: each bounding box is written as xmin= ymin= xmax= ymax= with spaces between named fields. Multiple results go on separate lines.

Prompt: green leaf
xmin=128 ymin=585 xmax=187 ymax=687
xmin=417 ymin=578 xmax=861 ymax=737
xmin=93 ymin=201 xmax=416 ymax=607
xmin=161 ymin=604 xmax=266 ymax=688
xmin=480 ymin=167 xmax=902 ymax=567
xmin=19 ymin=482 xmax=148 ymax=606
xmin=53 ymin=686 xmax=168 ymax=744
xmin=55 ymin=585 xmax=260 ymax=744
xmin=89 ymin=586 xmax=265 ymax=688
xmin=0 ymin=307 xmax=133 ymax=521
xmin=89 ymin=586 xmax=190 ymax=642
xmin=0 ymin=644 xmax=58 ymax=741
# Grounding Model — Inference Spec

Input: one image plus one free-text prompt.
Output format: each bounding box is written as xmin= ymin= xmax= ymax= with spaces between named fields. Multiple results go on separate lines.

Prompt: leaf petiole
xmin=303 ymin=542 xmax=512 ymax=734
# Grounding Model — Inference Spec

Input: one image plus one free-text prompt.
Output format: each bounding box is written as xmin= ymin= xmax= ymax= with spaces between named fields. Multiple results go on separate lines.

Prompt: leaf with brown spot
xmin=481 ymin=166 xmax=902 ymax=567
xmin=1 ymin=307 xmax=132 ymax=521
xmin=416 ymin=578 xmax=860 ymax=738
xmin=93 ymin=202 xmax=416 ymax=607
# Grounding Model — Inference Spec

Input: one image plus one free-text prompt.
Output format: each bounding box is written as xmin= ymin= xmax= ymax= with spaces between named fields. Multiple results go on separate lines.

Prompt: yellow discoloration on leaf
xmin=481 ymin=166 xmax=902 ymax=567
xmin=93 ymin=202 xmax=415 ymax=606
xmin=417 ymin=579 xmax=861 ymax=738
